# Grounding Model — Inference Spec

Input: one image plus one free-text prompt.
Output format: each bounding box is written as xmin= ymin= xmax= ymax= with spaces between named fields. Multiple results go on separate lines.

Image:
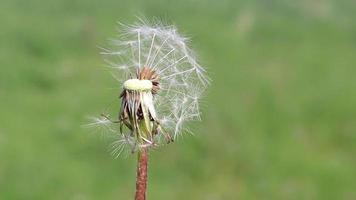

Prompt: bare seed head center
xmin=123 ymin=79 xmax=153 ymax=91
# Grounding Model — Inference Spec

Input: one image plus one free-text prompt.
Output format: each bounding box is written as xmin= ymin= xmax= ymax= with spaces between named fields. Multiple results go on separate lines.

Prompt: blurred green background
xmin=1 ymin=0 xmax=356 ymax=199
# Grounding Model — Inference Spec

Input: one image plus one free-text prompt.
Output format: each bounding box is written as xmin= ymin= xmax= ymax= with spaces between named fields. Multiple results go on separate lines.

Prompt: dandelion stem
xmin=135 ymin=148 xmax=149 ymax=200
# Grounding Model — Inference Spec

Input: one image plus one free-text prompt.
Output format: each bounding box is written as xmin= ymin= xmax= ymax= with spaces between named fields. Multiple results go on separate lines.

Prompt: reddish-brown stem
xmin=135 ymin=148 xmax=149 ymax=200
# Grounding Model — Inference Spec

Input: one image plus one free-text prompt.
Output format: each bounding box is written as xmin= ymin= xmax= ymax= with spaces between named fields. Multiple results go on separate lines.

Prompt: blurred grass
xmin=1 ymin=0 xmax=356 ymax=199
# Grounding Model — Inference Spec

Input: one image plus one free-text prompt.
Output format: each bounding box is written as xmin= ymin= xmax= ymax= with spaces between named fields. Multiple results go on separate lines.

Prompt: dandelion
xmin=97 ymin=19 xmax=209 ymax=200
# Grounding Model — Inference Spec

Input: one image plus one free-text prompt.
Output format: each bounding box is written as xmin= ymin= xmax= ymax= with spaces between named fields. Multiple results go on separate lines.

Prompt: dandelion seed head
xmin=98 ymin=19 xmax=209 ymax=153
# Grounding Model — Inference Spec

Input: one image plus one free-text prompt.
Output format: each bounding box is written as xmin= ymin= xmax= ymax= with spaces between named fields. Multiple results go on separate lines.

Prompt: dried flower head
xmin=97 ymin=20 xmax=209 ymax=155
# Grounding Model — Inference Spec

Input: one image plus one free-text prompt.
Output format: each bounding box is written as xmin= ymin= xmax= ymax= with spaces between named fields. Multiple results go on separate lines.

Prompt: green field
xmin=1 ymin=0 xmax=356 ymax=199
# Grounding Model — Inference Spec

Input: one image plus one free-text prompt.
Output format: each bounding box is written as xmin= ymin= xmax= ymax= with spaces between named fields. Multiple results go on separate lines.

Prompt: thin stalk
xmin=135 ymin=148 xmax=149 ymax=200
